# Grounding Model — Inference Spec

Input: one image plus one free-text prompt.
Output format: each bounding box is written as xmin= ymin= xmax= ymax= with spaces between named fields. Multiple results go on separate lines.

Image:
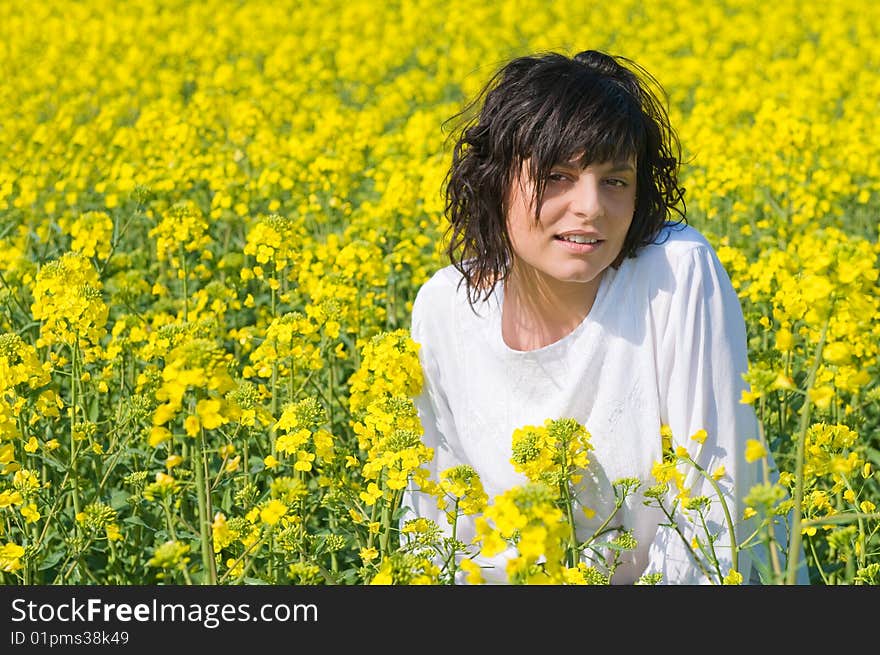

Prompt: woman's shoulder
xmin=414 ymin=263 xmax=462 ymax=302
xmin=411 ymin=263 xmax=466 ymax=322
xmin=611 ymin=221 xmax=729 ymax=304
xmin=647 ymin=221 xmax=715 ymax=255
xmin=630 ymin=221 xmax=721 ymax=274
xmin=417 ymin=263 xmax=463 ymax=291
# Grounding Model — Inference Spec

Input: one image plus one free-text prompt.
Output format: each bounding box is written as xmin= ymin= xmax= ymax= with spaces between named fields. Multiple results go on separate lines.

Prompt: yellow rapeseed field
xmin=0 ymin=0 xmax=878 ymax=585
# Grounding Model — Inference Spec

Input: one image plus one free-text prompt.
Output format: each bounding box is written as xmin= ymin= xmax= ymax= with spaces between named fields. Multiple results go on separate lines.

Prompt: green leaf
xmin=110 ymin=488 xmax=130 ymax=510
xmin=37 ymin=549 xmax=65 ymax=571
xmin=123 ymin=515 xmax=153 ymax=529
xmin=41 ymin=454 xmax=69 ymax=473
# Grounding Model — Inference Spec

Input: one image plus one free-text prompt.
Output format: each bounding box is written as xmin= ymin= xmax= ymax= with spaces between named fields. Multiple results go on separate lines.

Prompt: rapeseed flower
xmin=474 ymin=483 xmax=569 ymax=584
xmin=30 ymin=252 xmax=108 ymax=349
xmin=150 ymin=202 xmax=211 ymax=269
xmin=152 ymin=337 xmax=235 ymax=429
xmin=437 ymin=465 xmax=488 ymax=520
xmin=65 ymin=210 xmax=114 ymax=260
xmin=148 ymin=540 xmax=191 ymax=570
xmin=745 ymin=439 xmax=768 ymax=463
xmin=259 ymin=499 xmax=288 ymax=526
xmin=0 ymin=542 xmax=25 ymax=573
xmin=458 ymin=558 xmax=484 ymax=585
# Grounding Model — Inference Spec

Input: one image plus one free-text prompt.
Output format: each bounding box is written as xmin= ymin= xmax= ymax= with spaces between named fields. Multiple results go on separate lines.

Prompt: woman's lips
xmin=554 ymin=235 xmax=604 ymax=253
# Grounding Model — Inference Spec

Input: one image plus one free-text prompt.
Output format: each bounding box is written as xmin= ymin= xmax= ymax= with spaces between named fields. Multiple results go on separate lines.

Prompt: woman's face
xmin=505 ymin=156 xmax=637 ymax=293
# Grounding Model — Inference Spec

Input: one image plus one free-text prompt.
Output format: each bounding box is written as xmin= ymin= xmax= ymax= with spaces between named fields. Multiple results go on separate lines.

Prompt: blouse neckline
xmin=486 ymin=266 xmax=616 ymax=359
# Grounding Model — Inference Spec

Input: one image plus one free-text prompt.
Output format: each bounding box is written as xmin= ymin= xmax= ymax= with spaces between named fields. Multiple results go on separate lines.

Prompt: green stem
xmin=162 ymin=497 xmax=179 ymax=541
xmin=806 ymin=535 xmax=831 ymax=585
xmin=0 ymin=269 xmax=31 ymax=317
xmin=786 ymin=318 xmax=830 ymax=585
xmin=287 ymin=352 xmax=296 ymax=402
xmin=559 ymin=448 xmax=578 ymax=568
xmin=161 ymin=497 xmax=194 ymax=586
xmin=379 ymin=485 xmax=394 ymax=556
xmin=563 ymin=489 xmax=578 ymax=568
xmin=179 ymin=245 xmax=189 ymax=322
xmin=328 ymin=512 xmax=339 ymax=574
xmin=445 ymin=498 xmax=460 ymax=582
xmin=579 ymin=490 xmax=627 ymax=551
xmin=193 ymin=426 xmax=217 ymax=584
xmin=218 ymin=533 xmax=267 ymax=584
xmin=754 ymin=418 xmax=783 ymax=581
xmin=69 ymin=341 xmax=82 ymax=536
xmin=328 ymin=344 xmax=335 ymax=429
xmin=800 ymin=511 xmax=880 ymax=526
xmin=697 ymin=511 xmax=723 ymax=581
xmin=683 ymin=454 xmax=738 ymax=574
xmin=652 ymin=497 xmax=716 ymax=583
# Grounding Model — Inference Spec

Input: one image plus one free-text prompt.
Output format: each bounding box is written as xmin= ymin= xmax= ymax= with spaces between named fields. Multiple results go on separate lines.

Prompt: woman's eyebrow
xmin=554 ymin=160 xmax=636 ymax=173
xmin=605 ymin=161 xmax=636 ymax=173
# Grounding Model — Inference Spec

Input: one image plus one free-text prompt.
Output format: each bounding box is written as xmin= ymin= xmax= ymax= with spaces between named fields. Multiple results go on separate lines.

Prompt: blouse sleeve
xmin=645 ymin=245 xmax=764 ymax=584
xmin=402 ymin=279 xmax=533 ymax=584
xmin=399 ymin=284 xmax=463 ymax=539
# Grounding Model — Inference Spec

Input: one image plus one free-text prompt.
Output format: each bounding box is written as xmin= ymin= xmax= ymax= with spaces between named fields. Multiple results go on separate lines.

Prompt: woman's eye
xmin=605 ymin=178 xmax=627 ymax=187
xmin=548 ymin=173 xmax=569 ymax=182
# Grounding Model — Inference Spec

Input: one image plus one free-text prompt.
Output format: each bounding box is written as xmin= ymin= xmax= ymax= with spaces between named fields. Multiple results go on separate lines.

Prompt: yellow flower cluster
xmin=360 ymin=408 xmax=431 ymax=495
xmin=63 ymin=210 xmax=114 ymax=260
xmin=434 ymin=465 xmax=488 ymax=524
xmin=142 ymin=471 xmax=180 ymax=501
xmin=348 ymin=329 xmax=423 ymax=416
xmin=651 ymin=425 xmax=725 ymax=503
xmin=732 ymin=228 xmax=879 ymax=408
xmin=510 ymin=417 xmax=593 ymax=490
xmin=0 ymin=542 xmax=26 ymax=573
xmin=0 ymin=470 xmax=40 ymax=555
xmin=148 ymin=540 xmax=191 ymax=573
xmin=245 ymin=311 xmax=322 ymax=382
xmin=274 ymin=397 xmax=335 ymax=473
xmin=346 ymin=330 xmax=432 ymax=568
xmin=297 ymin=235 xmax=390 ymax=343
xmin=242 ymin=213 xmax=307 ymax=281
xmin=368 ymin=551 xmax=442 ymax=585
xmin=150 ymin=338 xmax=236 ymax=445
xmin=474 ymin=483 xmax=569 ymax=584
xmin=75 ymin=501 xmax=123 ymax=542
xmin=149 ymin=202 xmax=212 ymax=270
xmin=0 ymin=333 xmax=56 ymax=444
xmin=779 ymin=422 xmax=873 ymax=539
xmin=30 ymin=252 xmax=108 ymax=349
xmin=802 ymin=423 xmax=863 ymax=484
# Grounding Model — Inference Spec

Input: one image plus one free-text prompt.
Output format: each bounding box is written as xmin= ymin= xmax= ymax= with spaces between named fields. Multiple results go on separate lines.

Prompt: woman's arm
xmin=645 ymin=245 xmax=764 ymax=584
xmin=400 ymin=282 xmax=462 ymax=539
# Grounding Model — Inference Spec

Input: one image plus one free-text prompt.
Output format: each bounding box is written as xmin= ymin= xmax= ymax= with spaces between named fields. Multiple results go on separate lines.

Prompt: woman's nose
xmin=569 ymin=176 xmax=604 ymax=218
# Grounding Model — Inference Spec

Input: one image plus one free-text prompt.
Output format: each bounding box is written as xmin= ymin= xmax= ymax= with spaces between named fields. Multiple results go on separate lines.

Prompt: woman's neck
xmin=501 ymin=266 xmax=603 ymax=351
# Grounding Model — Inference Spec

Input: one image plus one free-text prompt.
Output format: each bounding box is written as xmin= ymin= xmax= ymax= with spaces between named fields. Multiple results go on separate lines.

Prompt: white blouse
xmin=405 ymin=222 xmax=779 ymax=584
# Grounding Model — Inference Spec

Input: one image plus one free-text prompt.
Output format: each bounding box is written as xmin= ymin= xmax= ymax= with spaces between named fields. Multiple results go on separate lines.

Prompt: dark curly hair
xmin=442 ymin=49 xmax=687 ymax=309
